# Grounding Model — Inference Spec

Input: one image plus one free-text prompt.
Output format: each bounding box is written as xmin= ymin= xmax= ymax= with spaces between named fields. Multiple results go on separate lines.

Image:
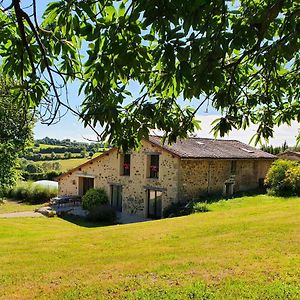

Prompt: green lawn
xmin=0 ymin=200 xmax=42 ymax=214
xmin=0 ymin=195 xmax=299 ymax=299
xmin=43 ymin=153 xmax=102 ymax=172
xmin=39 ymin=143 xmax=67 ymax=149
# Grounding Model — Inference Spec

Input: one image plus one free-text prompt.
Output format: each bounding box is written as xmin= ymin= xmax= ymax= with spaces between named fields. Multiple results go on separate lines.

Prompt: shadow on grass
xmin=198 ymin=188 xmax=267 ymax=204
xmin=58 ymin=213 xmax=115 ymax=228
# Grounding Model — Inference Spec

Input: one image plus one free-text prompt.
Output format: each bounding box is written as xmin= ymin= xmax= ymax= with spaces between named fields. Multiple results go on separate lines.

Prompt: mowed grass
xmin=0 ymin=200 xmax=42 ymax=214
xmin=43 ymin=153 xmax=102 ymax=172
xmin=0 ymin=195 xmax=299 ymax=299
xmin=39 ymin=144 xmax=66 ymax=149
xmin=44 ymin=157 xmax=90 ymax=172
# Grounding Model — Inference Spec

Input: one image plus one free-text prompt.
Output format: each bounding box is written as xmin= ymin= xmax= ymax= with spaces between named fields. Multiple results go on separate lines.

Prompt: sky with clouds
xmin=34 ymin=109 xmax=299 ymax=147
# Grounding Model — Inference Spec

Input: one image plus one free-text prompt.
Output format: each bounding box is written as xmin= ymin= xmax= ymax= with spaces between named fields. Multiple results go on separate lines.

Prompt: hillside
xmin=20 ymin=137 xmax=108 ymax=177
xmin=0 ymin=195 xmax=299 ymax=299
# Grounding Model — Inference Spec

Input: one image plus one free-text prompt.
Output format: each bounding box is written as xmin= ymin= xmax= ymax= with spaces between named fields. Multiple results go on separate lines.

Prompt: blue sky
xmin=31 ymin=0 xmax=298 ymax=146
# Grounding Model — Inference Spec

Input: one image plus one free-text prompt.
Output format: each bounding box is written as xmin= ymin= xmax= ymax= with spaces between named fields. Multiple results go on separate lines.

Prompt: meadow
xmin=42 ymin=152 xmax=102 ymax=172
xmin=0 ymin=195 xmax=299 ymax=299
xmin=44 ymin=157 xmax=90 ymax=172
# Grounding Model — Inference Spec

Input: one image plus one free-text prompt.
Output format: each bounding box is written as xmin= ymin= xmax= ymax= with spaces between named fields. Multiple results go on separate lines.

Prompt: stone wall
xmin=178 ymin=159 xmax=273 ymax=201
xmin=58 ymin=140 xmax=180 ymax=217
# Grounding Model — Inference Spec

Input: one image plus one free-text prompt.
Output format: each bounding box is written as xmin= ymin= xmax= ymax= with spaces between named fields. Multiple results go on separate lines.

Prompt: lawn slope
xmin=0 ymin=195 xmax=299 ymax=299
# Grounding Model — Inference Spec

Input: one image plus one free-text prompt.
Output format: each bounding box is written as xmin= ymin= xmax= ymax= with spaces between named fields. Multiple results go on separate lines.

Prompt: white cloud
xmin=194 ymin=115 xmax=299 ymax=147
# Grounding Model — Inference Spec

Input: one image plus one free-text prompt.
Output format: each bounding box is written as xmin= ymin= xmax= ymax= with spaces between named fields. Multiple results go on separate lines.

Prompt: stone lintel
xmin=76 ymin=173 xmax=96 ymax=178
xmin=143 ymin=186 xmax=167 ymax=192
xmin=108 ymin=182 xmax=124 ymax=187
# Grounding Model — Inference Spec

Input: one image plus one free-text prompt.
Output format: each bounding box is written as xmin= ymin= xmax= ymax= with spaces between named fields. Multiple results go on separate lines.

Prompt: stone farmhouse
xmin=57 ymin=136 xmax=276 ymax=219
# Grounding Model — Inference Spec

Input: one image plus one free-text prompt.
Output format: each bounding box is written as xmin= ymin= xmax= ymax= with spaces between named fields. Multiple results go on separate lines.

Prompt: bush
xmin=87 ymin=204 xmax=117 ymax=223
xmin=45 ymin=170 xmax=62 ymax=180
xmin=265 ymin=160 xmax=298 ymax=196
xmin=25 ymin=163 xmax=43 ymax=173
xmin=82 ymin=188 xmax=109 ymax=211
xmin=163 ymin=201 xmax=193 ymax=218
xmin=6 ymin=181 xmax=58 ymax=204
xmin=22 ymin=170 xmax=62 ymax=181
xmin=193 ymin=202 xmax=209 ymax=213
xmin=284 ymin=165 xmax=300 ymax=196
xmin=22 ymin=172 xmax=45 ymax=181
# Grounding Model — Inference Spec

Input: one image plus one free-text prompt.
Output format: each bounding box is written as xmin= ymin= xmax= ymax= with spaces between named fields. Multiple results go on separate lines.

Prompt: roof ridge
xmin=149 ymin=135 xmax=243 ymax=143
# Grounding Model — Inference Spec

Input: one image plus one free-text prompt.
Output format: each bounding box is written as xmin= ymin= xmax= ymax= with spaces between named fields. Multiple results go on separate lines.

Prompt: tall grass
xmin=7 ymin=181 xmax=57 ymax=204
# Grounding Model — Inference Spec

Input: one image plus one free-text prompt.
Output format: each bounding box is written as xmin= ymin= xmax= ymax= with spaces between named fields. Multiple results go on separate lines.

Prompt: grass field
xmin=42 ymin=153 xmax=102 ymax=172
xmin=0 ymin=200 xmax=42 ymax=214
xmin=0 ymin=195 xmax=299 ymax=299
xmin=39 ymin=144 xmax=67 ymax=149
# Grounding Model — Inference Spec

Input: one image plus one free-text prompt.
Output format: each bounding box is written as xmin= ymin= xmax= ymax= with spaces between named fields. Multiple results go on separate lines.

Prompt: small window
xmin=120 ymin=153 xmax=130 ymax=176
xmin=149 ymin=155 xmax=159 ymax=178
xmin=231 ymin=161 xmax=237 ymax=174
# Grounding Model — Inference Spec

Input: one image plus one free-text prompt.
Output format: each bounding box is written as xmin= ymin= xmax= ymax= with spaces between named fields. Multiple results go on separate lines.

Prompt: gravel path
xmin=0 ymin=211 xmax=45 ymax=218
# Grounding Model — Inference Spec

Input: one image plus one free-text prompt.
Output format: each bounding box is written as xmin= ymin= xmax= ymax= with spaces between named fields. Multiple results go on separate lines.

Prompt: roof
xmin=148 ymin=136 xmax=276 ymax=160
xmin=278 ymin=151 xmax=300 ymax=157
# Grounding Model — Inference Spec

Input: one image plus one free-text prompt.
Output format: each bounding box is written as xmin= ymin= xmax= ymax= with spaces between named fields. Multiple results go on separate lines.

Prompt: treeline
xmin=35 ymin=137 xmax=106 ymax=151
xmin=23 ymin=152 xmax=86 ymax=161
xmin=259 ymin=141 xmax=300 ymax=155
xmin=22 ymin=137 xmax=111 ymax=162
xmin=19 ymin=159 xmax=63 ymax=181
xmin=39 ymin=147 xmax=83 ymax=154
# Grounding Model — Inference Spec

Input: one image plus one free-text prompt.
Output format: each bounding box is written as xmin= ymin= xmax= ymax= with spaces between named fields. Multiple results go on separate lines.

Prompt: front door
xmin=147 ymin=190 xmax=162 ymax=219
xmin=111 ymin=185 xmax=122 ymax=212
xmin=82 ymin=177 xmax=94 ymax=195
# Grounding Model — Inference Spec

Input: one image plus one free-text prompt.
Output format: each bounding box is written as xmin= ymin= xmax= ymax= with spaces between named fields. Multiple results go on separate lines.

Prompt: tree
xmin=52 ymin=162 xmax=61 ymax=171
xmin=25 ymin=163 xmax=43 ymax=174
xmin=0 ymin=1 xmax=299 ymax=150
xmin=0 ymin=77 xmax=33 ymax=194
xmin=80 ymin=149 xmax=87 ymax=158
xmin=64 ymin=152 xmax=72 ymax=159
xmin=89 ymin=151 xmax=95 ymax=159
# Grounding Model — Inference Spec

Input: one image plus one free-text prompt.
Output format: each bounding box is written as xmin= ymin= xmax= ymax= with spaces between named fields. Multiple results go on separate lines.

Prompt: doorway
xmin=111 ymin=185 xmax=122 ymax=212
xmin=147 ymin=190 xmax=162 ymax=219
xmin=79 ymin=177 xmax=94 ymax=196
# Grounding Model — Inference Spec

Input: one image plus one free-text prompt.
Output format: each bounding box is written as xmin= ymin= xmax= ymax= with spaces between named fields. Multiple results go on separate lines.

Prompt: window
xmin=147 ymin=190 xmax=162 ymax=219
xmin=231 ymin=161 xmax=237 ymax=174
xmin=80 ymin=177 xmax=94 ymax=196
xmin=149 ymin=155 xmax=159 ymax=178
xmin=120 ymin=153 xmax=131 ymax=176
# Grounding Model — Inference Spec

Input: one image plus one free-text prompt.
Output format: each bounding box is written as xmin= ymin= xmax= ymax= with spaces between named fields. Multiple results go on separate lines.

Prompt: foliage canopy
xmin=0 ymin=0 xmax=299 ymax=149
xmin=265 ymin=159 xmax=300 ymax=196
xmin=0 ymin=77 xmax=33 ymax=192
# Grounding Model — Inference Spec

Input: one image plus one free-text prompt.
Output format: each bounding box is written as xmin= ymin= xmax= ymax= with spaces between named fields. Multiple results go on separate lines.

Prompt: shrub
xmin=82 ymin=188 xmax=109 ymax=211
xmin=87 ymin=204 xmax=117 ymax=223
xmin=25 ymin=163 xmax=43 ymax=173
xmin=6 ymin=181 xmax=57 ymax=204
xmin=163 ymin=201 xmax=193 ymax=218
xmin=283 ymin=165 xmax=300 ymax=196
xmin=265 ymin=160 xmax=298 ymax=196
xmin=22 ymin=172 xmax=45 ymax=181
xmin=193 ymin=202 xmax=209 ymax=213
xmin=45 ymin=170 xmax=62 ymax=180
